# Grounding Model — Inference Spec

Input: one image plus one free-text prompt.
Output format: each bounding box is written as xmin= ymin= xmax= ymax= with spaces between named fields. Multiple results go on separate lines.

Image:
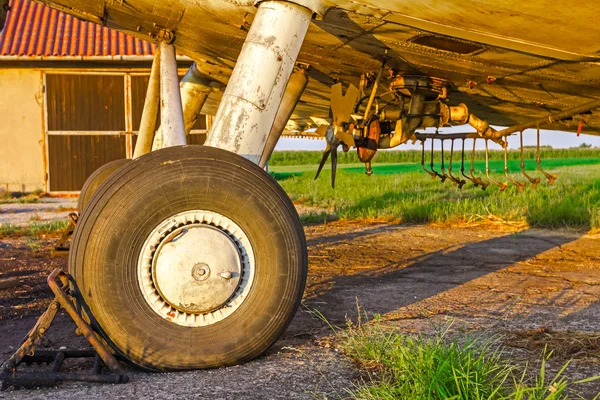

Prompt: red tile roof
xmin=0 ymin=0 xmax=156 ymax=58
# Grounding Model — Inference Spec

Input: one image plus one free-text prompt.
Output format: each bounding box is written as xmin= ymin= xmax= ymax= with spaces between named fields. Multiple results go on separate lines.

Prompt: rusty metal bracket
xmin=0 ymin=269 xmax=128 ymax=390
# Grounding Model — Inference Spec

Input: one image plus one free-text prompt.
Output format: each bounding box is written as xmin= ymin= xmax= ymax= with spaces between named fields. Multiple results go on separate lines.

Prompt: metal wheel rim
xmin=137 ymin=210 xmax=255 ymax=327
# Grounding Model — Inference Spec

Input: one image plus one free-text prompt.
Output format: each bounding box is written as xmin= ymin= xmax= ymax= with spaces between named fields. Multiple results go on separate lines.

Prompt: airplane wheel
xmin=69 ymin=146 xmax=307 ymax=370
xmin=78 ymin=159 xmax=130 ymax=212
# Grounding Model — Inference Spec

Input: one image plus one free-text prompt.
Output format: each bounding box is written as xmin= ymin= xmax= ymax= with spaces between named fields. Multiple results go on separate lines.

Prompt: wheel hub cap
xmin=138 ymin=210 xmax=255 ymax=327
xmin=153 ymin=226 xmax=242 ymax=314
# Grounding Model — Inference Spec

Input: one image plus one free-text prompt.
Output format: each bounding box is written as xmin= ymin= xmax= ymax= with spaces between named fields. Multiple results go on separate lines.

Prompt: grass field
xmin=339 ymin=317 xmax=599 ymax=399
xmin=271 ymin=154 xmax=600 ymax=230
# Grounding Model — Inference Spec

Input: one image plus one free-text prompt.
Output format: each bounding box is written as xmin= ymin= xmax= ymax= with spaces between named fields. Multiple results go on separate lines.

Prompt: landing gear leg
xmin=69 ymin=0 xmax=315 ymax=371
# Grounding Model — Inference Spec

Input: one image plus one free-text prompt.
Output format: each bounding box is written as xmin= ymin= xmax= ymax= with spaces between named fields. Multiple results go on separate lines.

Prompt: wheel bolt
xmin=220 ymin=272 xmax=233 ymax=280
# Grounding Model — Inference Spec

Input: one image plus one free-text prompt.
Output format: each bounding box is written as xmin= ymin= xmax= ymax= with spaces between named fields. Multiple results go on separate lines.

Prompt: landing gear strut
xmin=68 ymin=0 xmax=314 ymax=372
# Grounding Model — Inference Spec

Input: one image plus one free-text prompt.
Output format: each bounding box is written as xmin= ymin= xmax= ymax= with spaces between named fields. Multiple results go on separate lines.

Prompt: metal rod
xmin=50 ymin=352 xmax=65 ymax=373
xmin=520 ymin=131 xmax=541 ymax=188
xmin=92 ymin=354 xmax=103 ymax=375
xmin=460 ymin=139 xmax=478 ymax=186
xmin=363 ymin=62 xmax=386 ymax=121
xmin=430 ymin=138 xmax=446 ymax=182
xmin=503 ymin=138 xmax=526 ymax=192
xmin=485 ymin=140 xmax=508 ymax=191
xmin=439 ymin=139 xmax=449 ymax=182
xmin=134 ymin=47 xmax=161 ymax=159
xmin=448 ymin=139 xmax=466 ymax=189
xmin=469 ymin=139 xmax=489 ymax=190
xmin=495 ymin=98 xmax=600 ymax=137
xmin=421 ymin=140 xmax=436 ymax=179
xmin=536 ymin=126 xmax=558 ymax=184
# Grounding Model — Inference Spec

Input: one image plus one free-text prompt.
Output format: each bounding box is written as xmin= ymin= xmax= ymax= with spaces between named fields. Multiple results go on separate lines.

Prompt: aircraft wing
xmin=20 ymin=0 xmax=600 ymax=135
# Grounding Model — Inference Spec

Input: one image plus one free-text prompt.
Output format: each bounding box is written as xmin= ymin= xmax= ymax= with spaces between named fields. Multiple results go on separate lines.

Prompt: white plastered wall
xmin=0 ymin=69 xmax=45 ymax=192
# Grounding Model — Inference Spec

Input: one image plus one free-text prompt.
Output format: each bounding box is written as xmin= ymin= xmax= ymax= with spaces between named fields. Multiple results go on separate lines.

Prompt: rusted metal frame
xmin=536 ymin=126 xmax=558 ymax=184
xmin=519 ymin=131 xmax=541 ymax=188
xmin=206 ymin=1 xmax=313 ymax=164
xmin=134 ymin=47 xmax=161 ymax=158
xmin=259 ymin=66 xmax=310 ymax=168
xmin=503 ymin=137 xmax=526 ymax=192
xmin=447 ymin=139 xmax=466 ymax=189
xmin=1 ymin=301 xmax=60 ymax=376
xmin=0 ymin=269 xmax=128 ymax=390
xmin=47 ymin=269 xmax=120 ymax=371
xmin=485 ymin=140 xmax=508 ymax=192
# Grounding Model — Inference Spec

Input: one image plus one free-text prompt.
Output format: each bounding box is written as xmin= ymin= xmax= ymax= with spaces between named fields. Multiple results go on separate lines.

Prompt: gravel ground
xmin=0 ymin=220 xmax=599 ymax=398
xmin=0 ymin=198 xmax=76 ymax=227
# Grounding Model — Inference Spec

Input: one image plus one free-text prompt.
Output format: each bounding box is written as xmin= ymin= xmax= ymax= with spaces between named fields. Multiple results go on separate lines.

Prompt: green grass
xmin=0 ymin=220 xmax=70 ymax=238
xmin=273 ymin=161 xmax=600 ymax=230
xmin=27 ymin=220 xmax=71 ymax=237
xmin=339 ymin=319 xmax=599 ymax=399
xmin=0 ymin=197 xmax=41 ymax=205
xmin=0 ymin=223 xmax=22 ymax=236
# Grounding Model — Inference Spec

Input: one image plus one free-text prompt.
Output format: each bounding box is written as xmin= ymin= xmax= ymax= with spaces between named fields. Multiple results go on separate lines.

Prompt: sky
xmin=275 ymin=126 xmax=600 ymax=152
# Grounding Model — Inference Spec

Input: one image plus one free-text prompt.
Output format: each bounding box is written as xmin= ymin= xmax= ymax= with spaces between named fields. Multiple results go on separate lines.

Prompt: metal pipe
xmin=205 ymin=1 xmax=313 ymax=164
xmin=133 ymin=48 xmax=161 ymax=159
xmin=180 ymin=63 xmax=219 ymax=134
xmin=495 ymin=98 xmax=600 ymax=137
xmin=156 ymin=42 xmax=186 ymax=149
xmin=259 ymin=67 xmax=309 ymax=168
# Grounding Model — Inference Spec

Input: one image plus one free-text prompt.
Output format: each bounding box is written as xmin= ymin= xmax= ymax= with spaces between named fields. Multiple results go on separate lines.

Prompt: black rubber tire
xmin=69 ymin=146 xmax=307 ymax=371
xmin=77 ymin=159 xmax=130 ymax=212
